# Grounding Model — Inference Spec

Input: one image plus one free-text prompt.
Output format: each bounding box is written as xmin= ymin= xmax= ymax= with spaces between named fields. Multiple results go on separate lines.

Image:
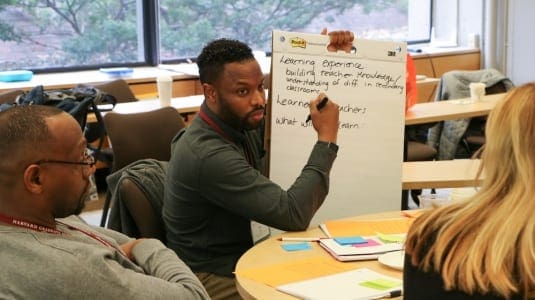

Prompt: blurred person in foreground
xmin=0 ymin=105 xmax=209 ymax=299
xmin=404 ymin=82 xmax=535 ymax=299
xmin=163 ymin=29 xmax=353 ymax=299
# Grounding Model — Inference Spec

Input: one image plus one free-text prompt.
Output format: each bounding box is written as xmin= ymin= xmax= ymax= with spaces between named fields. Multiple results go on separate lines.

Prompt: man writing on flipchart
xmin=163 ymin=29 xmax=354 ymax=299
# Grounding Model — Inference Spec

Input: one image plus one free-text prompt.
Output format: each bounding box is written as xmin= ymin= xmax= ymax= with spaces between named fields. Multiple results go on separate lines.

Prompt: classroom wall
xmin=433 ymin=0 xmax=535 ymax=85
xmin=506 ymin=0 xmax=535 ymax=85
xmin=457 ymin=1 xmax=484 ymax=49
xmin=433 ymin=0 xmax=483 ymax=49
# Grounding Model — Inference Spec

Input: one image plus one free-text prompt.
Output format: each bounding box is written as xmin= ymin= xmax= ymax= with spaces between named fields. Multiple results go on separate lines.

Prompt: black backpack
xmin=7 ymin=84 xmax=116 ymax=161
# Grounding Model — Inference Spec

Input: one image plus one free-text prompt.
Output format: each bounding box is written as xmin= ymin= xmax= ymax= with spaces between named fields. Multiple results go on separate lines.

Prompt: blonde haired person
xmin=403 ymin=82 xmax=535 ymax=299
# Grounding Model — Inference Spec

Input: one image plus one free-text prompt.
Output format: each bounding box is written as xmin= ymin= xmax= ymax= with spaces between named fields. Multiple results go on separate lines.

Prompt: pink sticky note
xmin=352 ymin=239 xmax=381 ymax=248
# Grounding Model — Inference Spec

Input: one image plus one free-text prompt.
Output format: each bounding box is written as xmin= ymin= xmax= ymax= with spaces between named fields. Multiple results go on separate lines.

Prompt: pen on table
xmin=277 ymin=237 xmax=324 ymax=242
xmin=305 ymin=96 xmax=329 ymax=123
xmin=372 ymin=289 xmax=403 ymax=299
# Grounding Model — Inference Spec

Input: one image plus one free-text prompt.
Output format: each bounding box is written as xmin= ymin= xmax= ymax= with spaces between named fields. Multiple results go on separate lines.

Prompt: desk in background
xmin=0 ymin=67 xmax=203 ymax=98
xmin=401 ymin=94 xmax=501 ymax=209
xmin=405 ymin=93 xmax=505 ymax=125
xmin=235 ymin=211 xmax=405 ymax=300
xmin=88 ymin=92 xmax=505 ymax=125
xmin=87 ymin=95 xmax=204 ymax=124
xmin=415 ymin=77 xmax=440 ymax=103
xmin=411 ymin=48 xmax=481 ymax=103
xmin=84 ymin=92 xmax=492 ymax=209
xmin=109 ymin=95 xmax=203 ymax=115
xmin=402 ymin=159 xmax=482 ymax=190
xmin=87 ymin=94 xmax=489 ymax=191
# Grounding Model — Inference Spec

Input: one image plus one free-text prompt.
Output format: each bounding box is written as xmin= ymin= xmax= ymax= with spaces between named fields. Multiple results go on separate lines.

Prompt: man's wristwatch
xmin=318 ymin=141 xmax=339 ymax=153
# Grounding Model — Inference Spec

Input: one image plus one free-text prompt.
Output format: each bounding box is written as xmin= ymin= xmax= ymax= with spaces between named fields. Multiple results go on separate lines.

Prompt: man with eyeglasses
xmin=0 ymin=105 xmax=209 ymax=299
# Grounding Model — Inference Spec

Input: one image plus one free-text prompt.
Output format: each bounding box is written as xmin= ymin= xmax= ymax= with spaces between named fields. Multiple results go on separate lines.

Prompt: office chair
xmin=460 ymin=81 xmax=509 ymax=157
xmin=0 ymin=89 xmax=24 ymax=104
xmin=407 ymin=141 xmax=437 ymax=161
xmin=428 ymin=68 xmax=514 ymax=160
xmin=100 ymin=106 xmax=186 ymax=226
xmin=104 ymin=158 xmax=168 ymax=241
xmin=86 ymin=79 xmax=139 ymax=165
xmin=93 ymin=79 xmax=138 ymax=103
xmin=119 ymin=177 xmax=166 ymax=241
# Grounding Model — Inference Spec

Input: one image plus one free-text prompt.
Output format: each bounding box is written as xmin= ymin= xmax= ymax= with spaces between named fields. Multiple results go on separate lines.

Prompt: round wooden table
xmin=235 ymin=211 xmax=406 ymax=299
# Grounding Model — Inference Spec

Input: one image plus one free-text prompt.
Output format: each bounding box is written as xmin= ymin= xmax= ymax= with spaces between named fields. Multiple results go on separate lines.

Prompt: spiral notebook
xmin=319 ymin=237 xmax=403 ymax=262
xmin=276 ymin=268 xmax=402 ymax=300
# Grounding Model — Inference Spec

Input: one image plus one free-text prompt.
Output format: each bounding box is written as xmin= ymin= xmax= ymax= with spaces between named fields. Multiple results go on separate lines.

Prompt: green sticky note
xmin=377 ymin=232 xmax=405 ymax=243
xmin=359 ymin=278 xmax=401 ymax=290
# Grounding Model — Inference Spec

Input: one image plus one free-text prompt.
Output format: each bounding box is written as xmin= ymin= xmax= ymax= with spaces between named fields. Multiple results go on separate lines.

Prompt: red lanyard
xmin=0 ymin=213 xmax=62 ymax=234
xmin=199 ymin=107 xmax=255 ymax=167
xmin=0 ymin=213 xmax=124 ymax=254
xmin=199 ymin=107 xmax=234 ymax=142
xmin=55 ymin=220 xmax=121 ymax=252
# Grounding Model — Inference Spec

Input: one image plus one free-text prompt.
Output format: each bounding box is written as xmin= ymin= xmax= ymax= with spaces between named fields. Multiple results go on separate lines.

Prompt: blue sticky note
xmin=99 ymin=67 xmax=133 ymax=77
xmin=281 ymin=242 xmax=312 ymax=251
xmin=334 ymin=236 xmax=367 ymax=245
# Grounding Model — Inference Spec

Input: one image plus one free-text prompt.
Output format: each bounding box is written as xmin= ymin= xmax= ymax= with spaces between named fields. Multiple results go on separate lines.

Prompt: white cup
xmin=450 ymin=187 xmax=478 ymax=203
xmin=157 ymin=75 xmax=173 ymax=107
xmin=468 ymin=33 xmax=480 ymax=49
xmin=469 ymin=82 xmax=486 ymax=102
xmin=418 ymin=194 xmax=451 ymax=209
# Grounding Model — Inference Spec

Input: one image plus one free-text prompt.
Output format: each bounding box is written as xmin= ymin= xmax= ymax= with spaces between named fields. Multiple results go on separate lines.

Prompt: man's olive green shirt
xmin=163 ymin=103 xmax=337 ymax=277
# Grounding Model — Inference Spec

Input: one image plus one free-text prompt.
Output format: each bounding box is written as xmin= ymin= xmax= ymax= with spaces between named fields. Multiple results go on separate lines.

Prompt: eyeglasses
xmin=34 ymin=149 xmax=96 ymax=168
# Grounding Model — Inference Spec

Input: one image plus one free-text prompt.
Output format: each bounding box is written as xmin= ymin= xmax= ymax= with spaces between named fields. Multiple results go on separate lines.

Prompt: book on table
xmin=276 ymin=267 xmax=402 ymax=300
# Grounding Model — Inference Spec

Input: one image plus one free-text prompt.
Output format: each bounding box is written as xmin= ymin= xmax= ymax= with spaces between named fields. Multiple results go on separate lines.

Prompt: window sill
xmin=0 ymin=47 xmax=477 ymax=95
xmin=408 ymin=45 xmax=479 ymax=57
xmin=0 ymin=66 xmax=198 ymax=93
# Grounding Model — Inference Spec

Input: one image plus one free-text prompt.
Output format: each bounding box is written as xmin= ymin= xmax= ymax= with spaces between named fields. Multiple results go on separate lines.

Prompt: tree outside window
xmin=0 ymin=0 xmax=427 ymax=72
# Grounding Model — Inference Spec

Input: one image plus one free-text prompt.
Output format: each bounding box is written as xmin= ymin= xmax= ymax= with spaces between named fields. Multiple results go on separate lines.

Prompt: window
xmin=160 ymin=0 xmax=432 ymax=61
xmin=0 ymin=0 xmax=431 ymax=72
xmin=0 ymin=1 xmax=143 ymax=72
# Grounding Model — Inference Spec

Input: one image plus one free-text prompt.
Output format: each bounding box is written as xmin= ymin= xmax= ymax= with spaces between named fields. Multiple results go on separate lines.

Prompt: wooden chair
xmin=100 ymin=106 xmax=186 ymax=226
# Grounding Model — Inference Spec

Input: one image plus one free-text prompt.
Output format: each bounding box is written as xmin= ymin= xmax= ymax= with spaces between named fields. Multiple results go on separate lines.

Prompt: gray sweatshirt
xmin=0 ymin=215 xmax=209 ymax=299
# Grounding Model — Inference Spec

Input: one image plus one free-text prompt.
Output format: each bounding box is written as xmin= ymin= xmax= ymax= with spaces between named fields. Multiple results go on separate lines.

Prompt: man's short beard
xmin=72 ymin=182 xmax=91 ymax=215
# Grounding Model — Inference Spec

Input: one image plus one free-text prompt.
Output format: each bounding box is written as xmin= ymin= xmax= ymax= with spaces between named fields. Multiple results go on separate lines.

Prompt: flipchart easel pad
xmin=268 ymin=30 xmax=406 ymax=226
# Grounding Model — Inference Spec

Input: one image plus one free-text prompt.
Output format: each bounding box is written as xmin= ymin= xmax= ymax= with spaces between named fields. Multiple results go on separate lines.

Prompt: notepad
xmin=321 ymin=218 xmax=413 ymax=237
xmin=319 ymin=237 xmax=403 ymax=262
xmin=276 ymin=268 xmax=402 ymax=300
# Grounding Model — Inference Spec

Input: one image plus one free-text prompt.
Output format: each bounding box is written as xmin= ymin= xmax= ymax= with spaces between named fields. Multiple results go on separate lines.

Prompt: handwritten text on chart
xmin=275 ymin=94 xmax=367 ymax=114
xmin=278 ymin=55 xmax=404 ymax=94
xmin=275 ymin=116 xmax=361 ymax=130
xmin=274 ymin=94 xmax=367 ymax=130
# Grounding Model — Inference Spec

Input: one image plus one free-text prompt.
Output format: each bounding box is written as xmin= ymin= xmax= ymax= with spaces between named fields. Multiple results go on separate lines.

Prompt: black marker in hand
xmin=306 ymin=96 xmax=329 ymax=123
